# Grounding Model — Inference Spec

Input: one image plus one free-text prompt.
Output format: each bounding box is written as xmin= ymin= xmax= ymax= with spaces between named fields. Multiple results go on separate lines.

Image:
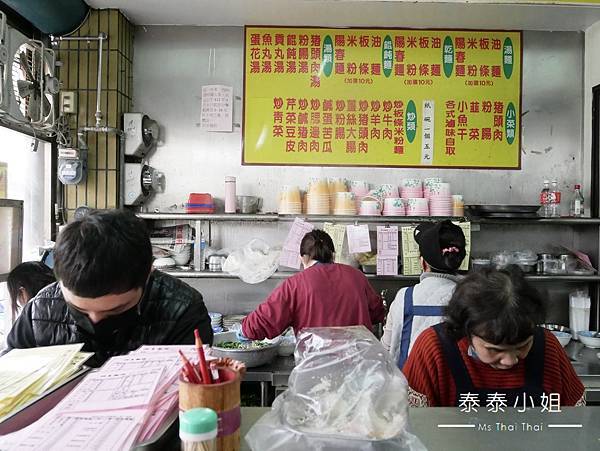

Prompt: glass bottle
xmin=569 ymin=184 xmax=584 ymax=217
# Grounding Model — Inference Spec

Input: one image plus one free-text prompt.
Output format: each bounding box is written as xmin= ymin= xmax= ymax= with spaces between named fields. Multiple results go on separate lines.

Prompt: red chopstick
xmin=179 ymin=350 xmax=202 ymax=384
xmin=194 ymin=329 xmax=212 ymax=384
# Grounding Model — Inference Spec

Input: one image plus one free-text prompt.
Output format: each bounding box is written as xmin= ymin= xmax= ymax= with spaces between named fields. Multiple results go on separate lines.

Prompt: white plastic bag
xmin=246 ymin=326 xmax=427 ymax=451
xmin=221 ymin=239 xmax=281 ymax=284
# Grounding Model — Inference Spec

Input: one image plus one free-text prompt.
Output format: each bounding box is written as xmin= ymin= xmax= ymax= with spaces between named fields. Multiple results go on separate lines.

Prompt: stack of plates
xmin=209 ymin=312 xmax=223 ymax=333
xmin=223 ymin=314 xmax=247 ymax=331
xmin=429 ymin=195 xmax=453 ymax=216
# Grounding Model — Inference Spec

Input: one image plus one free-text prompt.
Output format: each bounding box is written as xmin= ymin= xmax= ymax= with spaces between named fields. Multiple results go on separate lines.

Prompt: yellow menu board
xmin=243 ymin=27 xmax=522 ymax=169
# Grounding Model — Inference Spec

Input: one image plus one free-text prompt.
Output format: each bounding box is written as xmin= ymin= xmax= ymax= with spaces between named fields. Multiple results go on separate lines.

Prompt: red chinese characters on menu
xmin=246 ymin=29 xmax=518 ymax=164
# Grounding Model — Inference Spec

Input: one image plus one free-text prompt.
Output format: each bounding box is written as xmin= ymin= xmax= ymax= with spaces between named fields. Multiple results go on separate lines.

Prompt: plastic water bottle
xmin=550 ymin=180 xmax=561 ymax=218
xmin=569 ymin=184 xmax=584 ymax=217
xmin=539 ymin=180 xmax=551 ymax=218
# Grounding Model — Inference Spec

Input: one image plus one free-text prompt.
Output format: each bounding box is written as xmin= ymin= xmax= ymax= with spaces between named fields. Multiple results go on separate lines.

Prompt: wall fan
xmin=0 ymin=11 xmax=58 ymax=129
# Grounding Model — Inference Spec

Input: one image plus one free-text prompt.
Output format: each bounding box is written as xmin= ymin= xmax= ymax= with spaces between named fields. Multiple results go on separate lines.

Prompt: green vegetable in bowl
xmin=215 ymin=340 xmax=270 ymax=350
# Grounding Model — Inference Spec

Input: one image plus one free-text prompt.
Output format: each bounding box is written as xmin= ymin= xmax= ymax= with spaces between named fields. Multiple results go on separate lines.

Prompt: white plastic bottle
xmin=539 ymin=180 xmax=551 ymax=218
xmin=224 ymin=176 xmax=236 ymax=213
xmin=569 ymin=184 xmax=584 ymax=217
xmin=550 ymin=180 xmax=561 ymax=218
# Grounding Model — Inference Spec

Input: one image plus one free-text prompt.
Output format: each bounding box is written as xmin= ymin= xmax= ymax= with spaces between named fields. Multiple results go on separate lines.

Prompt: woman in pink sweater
xmin=242 ymin=229 xmax=385 ymax=339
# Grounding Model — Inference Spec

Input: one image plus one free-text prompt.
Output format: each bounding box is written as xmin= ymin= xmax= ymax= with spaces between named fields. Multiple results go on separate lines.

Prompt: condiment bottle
xmin=452 ymin=195 xmax=464 ymax=217
xmin=224 ymin=176 xmax=236 ymax=213
xmin=180 ymin=407 xmax=218 ymax=451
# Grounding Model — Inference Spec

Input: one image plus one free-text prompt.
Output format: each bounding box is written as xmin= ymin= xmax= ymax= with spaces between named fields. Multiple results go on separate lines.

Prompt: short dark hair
xmin=53 ymin=209 xmax=152 ymax=297
xmin=7 ymin=261 xmax=55 ymax=317
xmin=444 ymin=265 xmax=545 ymax=345
xmin=300 ymin=229 xmax=335 ymax=263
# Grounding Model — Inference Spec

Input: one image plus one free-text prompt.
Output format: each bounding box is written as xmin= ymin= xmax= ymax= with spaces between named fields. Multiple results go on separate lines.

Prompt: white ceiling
xmin=85 ymin=0 xmax=600 ymax=32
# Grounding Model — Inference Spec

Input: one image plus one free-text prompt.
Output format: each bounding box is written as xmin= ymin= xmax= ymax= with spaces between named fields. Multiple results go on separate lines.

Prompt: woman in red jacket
xmin=241 ymin=229 xmax=385 ymax=339
xmin=403 ymin=266 xmax=585 ymax=407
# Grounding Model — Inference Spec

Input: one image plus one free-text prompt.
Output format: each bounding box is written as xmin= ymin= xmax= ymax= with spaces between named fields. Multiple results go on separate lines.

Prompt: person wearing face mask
xmin=241 ymin=229 xmax=385 ymax=340
xmin=3 ymin=209 xmax=213 ymax=366
xmin=7 ymin=261 xmax=55 ymax=320
xmin=381 ymin=220 xmax=466 ymax=369
xmin=403 ymin=266 xmax=585 ymax=407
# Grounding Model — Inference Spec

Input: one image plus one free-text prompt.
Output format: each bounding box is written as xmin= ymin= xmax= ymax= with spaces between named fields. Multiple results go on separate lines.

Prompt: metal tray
xmin=466 ymin=205 xmax=540 ymax=218
xmin=483 ymin=212 xmax=541 ymax=219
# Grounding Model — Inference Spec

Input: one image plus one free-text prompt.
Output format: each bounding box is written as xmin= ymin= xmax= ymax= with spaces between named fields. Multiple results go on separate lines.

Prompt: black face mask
xmin=92 ymin=304 xmax=141 ymax=343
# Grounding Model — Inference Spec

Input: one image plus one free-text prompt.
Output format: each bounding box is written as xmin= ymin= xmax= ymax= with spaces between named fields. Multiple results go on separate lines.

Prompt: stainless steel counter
xmin=244 ymin=343 xmax=600 ymax=406
xmin=240 ymin=407 xmax=600 ymax=451
xmin=565 ymin=340 xmax=600 ymax=403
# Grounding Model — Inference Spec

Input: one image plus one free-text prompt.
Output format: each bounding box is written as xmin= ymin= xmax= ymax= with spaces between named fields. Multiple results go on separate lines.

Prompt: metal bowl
xmin=540 ymin=323 xmax=572 ymax=334
xmin=210 ymin=340 xmax=280 ymax=368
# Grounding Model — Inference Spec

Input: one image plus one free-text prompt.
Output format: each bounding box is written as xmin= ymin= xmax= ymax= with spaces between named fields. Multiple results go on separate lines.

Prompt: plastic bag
xmin=246 ymin=326 xmax=427 ymax=451
xmin=221 ymin=239 xmax=281 ymax=284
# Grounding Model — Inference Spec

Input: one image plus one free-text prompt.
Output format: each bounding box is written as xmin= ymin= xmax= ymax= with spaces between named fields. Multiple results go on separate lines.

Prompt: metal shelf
xmin=277 ymin=214 xmax=465 ymax=223
xmin=474 ymin=217 xmax=600 ymax=225
xmin=137 ymin=213 xmax=279 ymax=221
xmin=138 ymin=212 xmax=600 ymax=225
xmin=163 ymin=270 xmax=599 ymax=282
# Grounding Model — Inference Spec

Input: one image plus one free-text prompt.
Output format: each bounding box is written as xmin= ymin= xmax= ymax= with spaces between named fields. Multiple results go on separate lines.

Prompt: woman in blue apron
xmin=403 ymin=266 xmax=585 ymax=407
xmin=381 ymin=219 xmax=466 ymax=369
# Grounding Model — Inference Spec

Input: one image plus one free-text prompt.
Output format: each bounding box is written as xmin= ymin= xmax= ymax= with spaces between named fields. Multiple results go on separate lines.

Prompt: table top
xmin=240 ymin=406 xmax=600 ymax=451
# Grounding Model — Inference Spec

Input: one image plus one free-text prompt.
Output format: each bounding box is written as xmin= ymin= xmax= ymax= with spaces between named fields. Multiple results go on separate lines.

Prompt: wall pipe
xmin=53 ymin=34 xmax=126 ymax=208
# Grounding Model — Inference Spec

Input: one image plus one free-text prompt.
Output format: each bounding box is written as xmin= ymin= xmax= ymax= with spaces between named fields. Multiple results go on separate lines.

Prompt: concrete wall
xmin=584 ymin=21 xmax=600 ymax=206
xmin=134 ymin=27 xmax=586 ymax=213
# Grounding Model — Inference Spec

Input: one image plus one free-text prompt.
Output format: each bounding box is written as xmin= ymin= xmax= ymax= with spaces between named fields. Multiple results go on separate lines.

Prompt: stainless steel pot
xmin=207 ymin=254 xmax=227 ymax=272
xmin=236 ymin=196 xmax=262 ymax=214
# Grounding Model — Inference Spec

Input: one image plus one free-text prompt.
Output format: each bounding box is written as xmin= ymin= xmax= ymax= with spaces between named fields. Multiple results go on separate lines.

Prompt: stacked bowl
xmin=333 ymin=192 xmax=357 ymax=215
xmin=405 ymin=197 xmax=429 ymax=216
xmin=209 ymin=312 xmax=224 ymax=333
xmin=423 ymin=177 xmax=443 ymax=198
xmin=383 ymin=198 xmax=405 ymax=216
xmin=428 ymin=182 xmax=452 ymax=216
xmin=400 ymin=179 xmax=423 ymax=198
xmin=358 ymin=195 xmax=381 ymax=216
xmin=349 ymin=180 xmax=370 ymax=209
xmin=306 ymin=178 xmax=330 ymax=214
xmin=278 ymin=185 xmax=302 ymax=214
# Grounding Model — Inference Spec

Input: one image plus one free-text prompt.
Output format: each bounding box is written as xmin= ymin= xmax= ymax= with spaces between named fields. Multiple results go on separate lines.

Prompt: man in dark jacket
xmin=4 ymin=209 xmax=213 ymax=367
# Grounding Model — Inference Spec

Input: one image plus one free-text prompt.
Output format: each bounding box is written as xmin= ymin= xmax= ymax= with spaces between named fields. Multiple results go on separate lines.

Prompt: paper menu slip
xmin=377 ymin=226 xmax=399 ymax=257
xmin=56 ymin=367 xmax=164 ymax=413
xmin=279 ymin=248 xmax=301 ymax=269
xmin=5 ymin=410 xmax=146 ymax=451
xmin=200 ymin=84 xmax=233 ymax=132
xmin=0 ymin=343 xmax=87 ymax=421
xmin=457 ymin=222 xmax=471 ymax=271
xmin=377 ymin=257 xmax=398 ymax=276
xmin=346 ymin=224 xmax=371 ymax=254
xmin=279 ymin=217 xmax=314 ymax=269
xmin=323 ymin=223 xmax=346 ymax=263
xmin=401 ymin=226 xmax=422 ymax=276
